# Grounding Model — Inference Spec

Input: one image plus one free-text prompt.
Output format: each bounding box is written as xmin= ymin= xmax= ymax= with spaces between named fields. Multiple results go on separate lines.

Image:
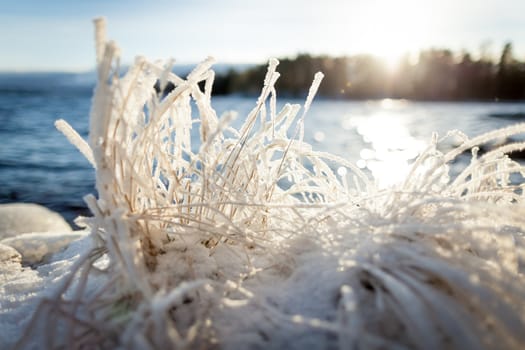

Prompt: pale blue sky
xmin=1 ymin=0 xmax=524 ymax=71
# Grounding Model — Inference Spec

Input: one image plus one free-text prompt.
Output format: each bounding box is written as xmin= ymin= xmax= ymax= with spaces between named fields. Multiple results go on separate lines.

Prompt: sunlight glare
xmin=354 ymin=0 xmax=431 ymax=72
xmin=353 ymin=100 xmax=427 ymax=187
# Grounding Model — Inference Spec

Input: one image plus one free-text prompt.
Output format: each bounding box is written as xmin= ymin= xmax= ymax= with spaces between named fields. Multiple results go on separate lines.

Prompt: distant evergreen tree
xmin=497 ymin=42 xmax=525 ymax=100
xmin=212 ymin=44 xmax=525 ymax=101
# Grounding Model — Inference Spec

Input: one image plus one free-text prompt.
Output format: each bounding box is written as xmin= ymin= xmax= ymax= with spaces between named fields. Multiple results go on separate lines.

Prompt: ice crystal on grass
xmin=16 ymin=18 xmax=525 ymax=350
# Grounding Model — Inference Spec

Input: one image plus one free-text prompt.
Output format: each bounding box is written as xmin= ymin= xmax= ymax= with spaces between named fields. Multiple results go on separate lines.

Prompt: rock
xmin=0 ymin=243 xmax=21 ymax=264
xmin=0 ymin=243 xmax=23 ymax=283
xmin=0 ymin=231 xmax=88 ymax=266
xmin=0 ymin=203 xmax=71 ymax=240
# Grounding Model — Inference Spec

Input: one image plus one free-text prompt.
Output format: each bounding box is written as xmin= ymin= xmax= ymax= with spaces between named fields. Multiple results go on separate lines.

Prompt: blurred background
xmin=1 ymin=0 xmax=524 ymax=225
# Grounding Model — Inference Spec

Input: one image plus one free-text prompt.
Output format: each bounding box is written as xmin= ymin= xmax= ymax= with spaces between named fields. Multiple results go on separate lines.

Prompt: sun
xmin=354 ymin=0 xmax=432 ymax=71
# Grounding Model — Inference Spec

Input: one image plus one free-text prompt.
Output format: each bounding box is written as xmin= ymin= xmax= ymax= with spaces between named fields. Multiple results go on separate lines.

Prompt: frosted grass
xmin=13 ymin=18 xmax=525 ymax=349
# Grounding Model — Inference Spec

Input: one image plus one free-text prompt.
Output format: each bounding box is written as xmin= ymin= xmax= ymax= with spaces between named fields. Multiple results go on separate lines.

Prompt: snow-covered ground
xmin=0 ymin=203 xmax=89 ymax=348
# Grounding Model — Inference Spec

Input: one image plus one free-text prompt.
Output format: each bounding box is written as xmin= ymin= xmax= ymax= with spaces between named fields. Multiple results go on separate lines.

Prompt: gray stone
xmin=1 ymin=231 xmax=87 ymax=265
xmin=0 ymin=203 xmax=71 ymax=240
xmin=0 ymin=242 xmax=21 ymax=264
xmin=0 ymin=243 xmax=23 ymax=283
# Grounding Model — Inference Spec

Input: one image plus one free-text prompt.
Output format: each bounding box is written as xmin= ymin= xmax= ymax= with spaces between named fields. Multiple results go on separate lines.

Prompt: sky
xmin=1 ymin=0 xmax=524 ymax=72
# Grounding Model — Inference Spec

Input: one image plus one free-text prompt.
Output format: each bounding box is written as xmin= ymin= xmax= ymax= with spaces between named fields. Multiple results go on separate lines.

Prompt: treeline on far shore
xmin=211 ymin=43 xmax=525 ymax=101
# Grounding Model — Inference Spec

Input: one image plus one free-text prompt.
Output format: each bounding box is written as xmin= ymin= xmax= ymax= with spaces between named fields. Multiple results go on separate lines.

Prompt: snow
xmin=0 ymin=233 xmax=92 ymax=349
xmin=0 ymin=204 xmax=88 ymax=348
xmin=0 ymin=203 xmax=71 ymax=239
xmin=1 ymin=231 xmax=88 ymax=265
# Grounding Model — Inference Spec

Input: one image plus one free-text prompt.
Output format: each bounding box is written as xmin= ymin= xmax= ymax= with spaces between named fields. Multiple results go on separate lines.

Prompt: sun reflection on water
xmin=345 ymin=99 xmax=427 ymax=188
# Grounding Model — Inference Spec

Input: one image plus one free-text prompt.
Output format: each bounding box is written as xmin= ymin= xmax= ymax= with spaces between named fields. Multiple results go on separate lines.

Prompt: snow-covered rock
xmin=0 ymin=242 xmax=21 ymax=264
xmin=0 ymin=230 xmax=88 ymax=265
xmin=0 ymin=203 xmax=71 ymax=239
xmin=0 ymin=203 xmax=82 ymax=265
xmin=0 ymin=243 xmax=22 ymax=284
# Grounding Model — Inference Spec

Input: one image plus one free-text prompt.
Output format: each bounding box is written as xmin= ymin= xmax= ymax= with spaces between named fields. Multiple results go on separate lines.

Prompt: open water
xmin=1 ymin=72 xmax=525 ymax=226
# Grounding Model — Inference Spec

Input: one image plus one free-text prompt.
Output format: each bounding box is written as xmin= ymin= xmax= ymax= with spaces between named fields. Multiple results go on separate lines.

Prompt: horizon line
xmin=0 ymin=45 xmax=520 ymax=74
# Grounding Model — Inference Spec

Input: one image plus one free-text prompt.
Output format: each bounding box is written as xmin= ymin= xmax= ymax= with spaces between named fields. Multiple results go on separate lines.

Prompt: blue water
xmin=1 ymin=73 xmax=525 ymax=226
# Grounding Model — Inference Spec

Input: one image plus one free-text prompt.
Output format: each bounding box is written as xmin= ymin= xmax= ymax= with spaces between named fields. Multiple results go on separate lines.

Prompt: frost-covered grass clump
xmin=15 ymin=18 xmax=525 ymax=349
